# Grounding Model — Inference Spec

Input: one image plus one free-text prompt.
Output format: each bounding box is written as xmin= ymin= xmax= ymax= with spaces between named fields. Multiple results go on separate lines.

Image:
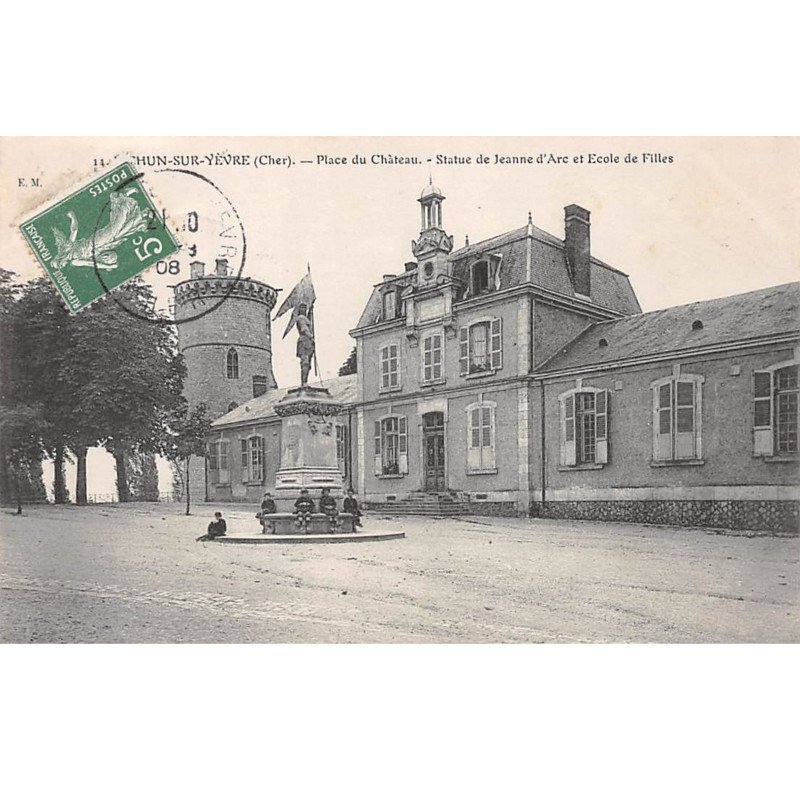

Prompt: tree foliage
xmin=168 ymin=401 xmax=213 ymax=515
xmin=1 ymin=273 xmax=188 ymax=505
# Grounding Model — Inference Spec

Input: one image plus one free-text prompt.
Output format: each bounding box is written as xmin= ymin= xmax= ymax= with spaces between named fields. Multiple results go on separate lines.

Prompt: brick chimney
xmin=564 ymin=204 xmax=591 ymax=297
xmin=190 ymin=260 xmax=205 ymax=279
xmin=215 ymin=258 xmax=229 ymax=277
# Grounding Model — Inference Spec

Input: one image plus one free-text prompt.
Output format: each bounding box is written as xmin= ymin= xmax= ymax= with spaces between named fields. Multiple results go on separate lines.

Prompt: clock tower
xmin=412 ymin=181 xmax=454 ymax=285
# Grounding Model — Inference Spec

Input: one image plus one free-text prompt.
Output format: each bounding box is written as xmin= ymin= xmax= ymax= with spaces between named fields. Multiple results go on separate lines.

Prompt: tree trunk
xmin=53 ymin=443 xmax=68 ymax=504
xmin=14 ymin=468 xmax=22 ymax=515
xmin=75 ymin=446 xmax=88 ymax=506
xmin=114 ymin=449 xmax=130 ymax=503
xmin=185 ymin=456 xmax=191 ymax=515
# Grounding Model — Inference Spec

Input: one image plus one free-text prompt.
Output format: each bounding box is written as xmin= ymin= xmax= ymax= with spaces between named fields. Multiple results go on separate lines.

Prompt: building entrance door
xmin=422 ymin=412 xmax=446 ymax=492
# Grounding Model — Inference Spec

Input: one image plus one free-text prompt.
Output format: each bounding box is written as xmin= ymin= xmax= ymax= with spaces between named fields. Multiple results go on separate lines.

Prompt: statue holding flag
xmin=275 ymin=266 xmax=317 ymax=386
xmin=294 ymin=303 xmax=315 ymax=386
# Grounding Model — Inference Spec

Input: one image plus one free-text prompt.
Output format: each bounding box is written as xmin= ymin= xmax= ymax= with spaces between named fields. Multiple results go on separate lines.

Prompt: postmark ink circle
xmin=91 ymin=167 xmax=248 ymax=326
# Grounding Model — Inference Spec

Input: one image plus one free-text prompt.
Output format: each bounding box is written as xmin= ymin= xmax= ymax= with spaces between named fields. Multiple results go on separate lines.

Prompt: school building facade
xmin=204 ymin=183 xmax=799 ymax=532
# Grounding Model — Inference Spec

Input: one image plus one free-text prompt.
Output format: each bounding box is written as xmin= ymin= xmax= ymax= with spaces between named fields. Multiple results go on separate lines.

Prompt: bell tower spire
xmin=412 ymin=179 xmax=454 ymax=263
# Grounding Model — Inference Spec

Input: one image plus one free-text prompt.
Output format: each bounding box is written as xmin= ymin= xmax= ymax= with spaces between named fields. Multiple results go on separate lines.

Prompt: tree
xmin=59 ymin=279 xmax=186 ymax=502
xmin=0 ymin=271 xmax=47 ymax=507
xmin=0 ymin=404 xmax=49 ymax=514
xmin=14 ymin=279 xmax=79 ymax=503
xmin=338 ymin=346 xmax=357 ymax=376
xmin=168 ymin=402 xmax=212 ymax=515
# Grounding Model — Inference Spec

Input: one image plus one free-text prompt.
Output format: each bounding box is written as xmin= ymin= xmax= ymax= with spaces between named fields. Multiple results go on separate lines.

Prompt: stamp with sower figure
xmin=18 ymin=161 xmax=180 ymax=313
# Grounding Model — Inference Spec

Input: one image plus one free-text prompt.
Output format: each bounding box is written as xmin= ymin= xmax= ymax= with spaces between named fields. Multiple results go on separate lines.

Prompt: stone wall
xmin=466 ymin=501 xmax=519 ymax=517
xmin=531 ymin=499 xmax=799 ymax=534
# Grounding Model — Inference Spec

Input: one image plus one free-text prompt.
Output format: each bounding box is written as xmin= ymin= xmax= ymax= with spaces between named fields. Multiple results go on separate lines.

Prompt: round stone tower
xmin=173 ymin=258 xmax=279 ymax=500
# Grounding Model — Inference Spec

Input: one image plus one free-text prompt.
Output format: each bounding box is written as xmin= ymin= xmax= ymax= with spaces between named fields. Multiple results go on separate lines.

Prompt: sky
xmin=3 ymin=136 xmax=798 ymax=498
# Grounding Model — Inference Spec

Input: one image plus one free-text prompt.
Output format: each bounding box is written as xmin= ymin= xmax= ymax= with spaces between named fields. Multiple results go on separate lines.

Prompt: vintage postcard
xmin=0 ymin=136 xmax=797 ymax=644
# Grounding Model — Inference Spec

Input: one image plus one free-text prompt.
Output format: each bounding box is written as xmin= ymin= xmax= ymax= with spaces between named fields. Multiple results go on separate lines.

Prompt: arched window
xmin=226 ymin=347 xmax=239 ymax=379
xmin=227 ymin=401 xmax=239 ymax=412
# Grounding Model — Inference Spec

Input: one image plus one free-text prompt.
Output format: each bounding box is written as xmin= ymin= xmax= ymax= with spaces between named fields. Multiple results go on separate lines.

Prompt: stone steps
xmin=366 ymin=493 xmax=473 ymax=516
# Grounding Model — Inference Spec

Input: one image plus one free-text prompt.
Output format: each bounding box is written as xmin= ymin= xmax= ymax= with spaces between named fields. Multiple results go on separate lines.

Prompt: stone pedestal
xmin=272 ymin=385 xmax=345 ymax=514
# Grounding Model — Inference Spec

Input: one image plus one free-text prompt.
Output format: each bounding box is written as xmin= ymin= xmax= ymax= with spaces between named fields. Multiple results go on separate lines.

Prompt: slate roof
xmin=537 ymin=282 xmax=800 ymax=374
xmin=353 ymin=220 xmax=641 ymax=330
xmin=211 ymin=373 xmax=358 ymax=427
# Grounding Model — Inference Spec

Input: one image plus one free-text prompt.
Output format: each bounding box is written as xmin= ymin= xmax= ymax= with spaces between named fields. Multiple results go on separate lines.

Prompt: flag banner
xmin=275 ymin=269 xmax=316 ymax=339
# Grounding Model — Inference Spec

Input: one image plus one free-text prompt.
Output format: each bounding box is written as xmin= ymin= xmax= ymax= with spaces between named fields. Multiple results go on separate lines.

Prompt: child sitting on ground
xmin=197 ymin=511 xmax=227 ymax=542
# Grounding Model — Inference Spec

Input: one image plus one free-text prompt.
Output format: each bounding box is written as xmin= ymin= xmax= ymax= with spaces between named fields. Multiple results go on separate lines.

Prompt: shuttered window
xmin=459 ymin=318 xmax=503 ymax=375
xmin=466 ymin=403 xmax=496 ymax=472
xmin=422 ymin=333 xmax=443 ymax=382
xmin=651 ymin=375 xmax=703 ymax=462
xmin=560 ymin=389 xmax=609 ymax=466
xmin=209 ymin=440 xmax=229 ymax=484
xmin=380 ymin=344 xmax=400 ymax=390
xmin=373 ymin=416 xmax=408 ymax=475
xmin=240 ymin=436 xmax=264 ymax=482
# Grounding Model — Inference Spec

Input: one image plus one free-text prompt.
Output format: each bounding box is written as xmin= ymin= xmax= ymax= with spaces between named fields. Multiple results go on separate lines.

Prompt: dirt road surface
xmin=1 ymin=503 xmax=797 ymax=643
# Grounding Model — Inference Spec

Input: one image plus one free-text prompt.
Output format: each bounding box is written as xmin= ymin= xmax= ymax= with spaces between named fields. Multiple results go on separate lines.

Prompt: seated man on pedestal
xmin=319 ymin=487 xmax=339 ymax=531
xmin=343 ymin=488 xmax=363 ymax=529
xmin=293 ymin=488 xmax=315 ymax=532
xmin=257 ymin=491 xmax=277 ymax=534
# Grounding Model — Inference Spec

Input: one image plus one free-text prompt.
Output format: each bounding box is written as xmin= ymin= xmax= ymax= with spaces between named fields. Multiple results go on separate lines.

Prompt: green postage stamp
xmin=19 ymin=162 xmax=180 ymax=313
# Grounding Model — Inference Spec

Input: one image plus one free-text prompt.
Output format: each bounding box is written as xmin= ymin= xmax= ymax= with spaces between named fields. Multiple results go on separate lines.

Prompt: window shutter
xmin=423 ymin=336 xmax=432 ymax=382
xmin=253 ymin=437 xmax=264 ymax=482
xmin=398 ymin=416 xmax=408 ymax=473
xmin=240 ymin=439 xmax=249 ymax=482
xmin=218 ymin=440 xmax=230 ymax=484
xmin=380 ymin=346 xmax=389 ymax=389
xmin=753 ymin=370 xmax=774 ymax=456
xmin=467 ymin=408 xmax=481 ymax=470
xmin=654 ymin=382 xmax=673 ymax=461
xmin=561 ymin=394 xmax=577 ymax=466
xmin=374 ymin=420 xmax=382 ymax=474
xmin=459 ymin=326 xmax=469 ymax=375
xmin=484 ymin=406 xmax=496 ymax=470
xmin=675 ymin=380 xmax=697 ymax=460
xmin=393 ymin=344 xmax=401 ymax=389
xmin=490 ymin=318 xmax=503 ymax=370
xmin=595 ymin=389 xmax=609 ymax=464
xmin=433 ymin=334 xmax=442 ymax=380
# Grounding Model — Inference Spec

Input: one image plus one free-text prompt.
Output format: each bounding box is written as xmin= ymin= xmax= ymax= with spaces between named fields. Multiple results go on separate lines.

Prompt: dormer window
xmin=382 ymin=289 xmax=400 ymax=321
xmin=471 ymin=261 xmax=490 ymax=295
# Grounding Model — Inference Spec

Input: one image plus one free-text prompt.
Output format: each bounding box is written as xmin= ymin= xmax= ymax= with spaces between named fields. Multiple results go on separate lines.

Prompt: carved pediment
xmin=412 ymin=229 xmax=454 ymax=258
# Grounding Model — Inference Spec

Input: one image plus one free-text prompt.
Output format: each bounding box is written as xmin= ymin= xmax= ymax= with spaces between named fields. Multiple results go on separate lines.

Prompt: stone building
xmin=199 ymin=183 xmax=798 ymax=532
xmin=174 ymin=258 xmax=279 ymax=499
xmin=349 ymin=182 xmax=641 ymax=516
xmin=533 ymin=284 xmax=799 ymax=531
xmin=205 ymin=374 xmax=356 ymax=503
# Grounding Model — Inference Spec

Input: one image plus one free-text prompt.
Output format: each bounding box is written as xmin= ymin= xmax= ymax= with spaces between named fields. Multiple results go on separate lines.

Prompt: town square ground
xmin=1 ymin=503 xmax=797 ymax=643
